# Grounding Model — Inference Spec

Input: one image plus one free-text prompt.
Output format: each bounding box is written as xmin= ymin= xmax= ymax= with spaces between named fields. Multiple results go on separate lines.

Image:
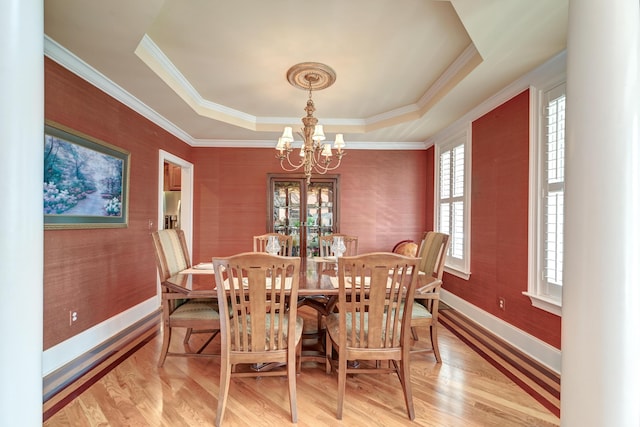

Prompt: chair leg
xmin=399 ymin=358 xmax=415 ymax=420
xmin=336 ymin=350 xmax=347 ymax=420
xmin=325 ymin=330 xmax=333 ymax=374
xmin=317 ymin=311 xmax=323 ymax=332
xmin=411 ymin=326 xmax=419 ymax=341
xmin=287 ymin=347 xmax=299 ymax=423
xmin=158 ymin=325 xmax=172 ymax=367
xmin=296 ymin=339 xmax=302 ymax=374
xmin=430 ymin=325 xmax=442 ymax=363
xmin=215 ymin=357 xmax=231 ymax=427
xmin=183 ymin=327 xmax=193 ymax=344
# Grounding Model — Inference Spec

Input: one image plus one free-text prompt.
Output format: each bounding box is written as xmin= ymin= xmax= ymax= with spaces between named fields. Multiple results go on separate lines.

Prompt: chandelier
xmin=275 ymin=62 xmax=346 ymax=183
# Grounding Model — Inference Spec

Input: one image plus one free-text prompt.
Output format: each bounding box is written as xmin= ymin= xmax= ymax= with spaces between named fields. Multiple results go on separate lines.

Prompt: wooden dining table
xmin=165 ymin=256 xmax=337 ymax=296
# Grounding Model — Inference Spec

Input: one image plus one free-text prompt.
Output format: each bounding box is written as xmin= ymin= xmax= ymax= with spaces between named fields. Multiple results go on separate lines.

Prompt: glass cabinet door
xmin=305 ymin=182 xmax=335 ymax=257
xmin=272 ymin=180 xmax=302 ymax=255
xmin=269 ymin=175 xmax=339 ymax=258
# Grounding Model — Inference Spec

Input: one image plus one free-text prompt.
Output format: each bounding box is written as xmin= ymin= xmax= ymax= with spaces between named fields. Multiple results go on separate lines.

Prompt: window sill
xmin=444 ymin=266 xmax=470 ymax=280
xmin=523 ymin=292 xmax=562 ymax=316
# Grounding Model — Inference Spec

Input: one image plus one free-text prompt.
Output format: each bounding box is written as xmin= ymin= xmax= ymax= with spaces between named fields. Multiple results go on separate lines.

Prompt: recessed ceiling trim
xmin=416 ymin=43 xmax=482 ymax=110
xmin=135 ymin=35 xmax=259 ymax=130
xmin=360 ymin=44 xmax=482 ymax=133
xmin=44 ymin=36 xmax=425 ymax=150
xmin=135 ymin=34 xmax=483 ymax=135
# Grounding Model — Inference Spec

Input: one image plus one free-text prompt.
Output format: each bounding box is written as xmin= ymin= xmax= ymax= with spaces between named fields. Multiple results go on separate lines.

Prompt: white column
xmin=562 ymin=1 xmax=640 ymax=426
xmin=0 ymin=1 xmax=44 ymax=426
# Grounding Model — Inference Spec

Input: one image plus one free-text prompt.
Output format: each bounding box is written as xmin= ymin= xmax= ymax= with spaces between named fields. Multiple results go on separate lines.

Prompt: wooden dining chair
xmin=318 ymin=233 xmax=359 ymax=257
xmin=325 ymin=252 xmax=420 ymax=420
xmin=253 ymin=232 xmax=293 ymax=256
xmin=392 ymin=239 xmax=419 ymax=257
xmin=410 ymin=231 xmax=450 ymax=362
xmin=151 ymin=229 xmax=220 ymax=367
xmin=316 ymin=233 xmax=359 ymax=330
xmin=212 ymin=252 xmax=303 ymax=426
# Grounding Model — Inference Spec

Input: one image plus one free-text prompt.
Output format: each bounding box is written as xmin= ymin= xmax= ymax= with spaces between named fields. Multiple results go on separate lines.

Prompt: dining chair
xmin=410 ymin=231 xmax=450 ymax=362
xmin=151 ymin=229 xmax=220 ymax=367
xmin=316 ymin=233 xmax=359 ymax=330
xmin=212 ymin=252 xmax=303 ymax=426
xmin=392 ymin=239 xmax=419 ymax=257
xmin=253 ymin=232 xmax=293 ymax=256
xmin=325 ymin=252 xmax=420 ymax=420
xmin=318 ymin=233 xmax=358 ymax=257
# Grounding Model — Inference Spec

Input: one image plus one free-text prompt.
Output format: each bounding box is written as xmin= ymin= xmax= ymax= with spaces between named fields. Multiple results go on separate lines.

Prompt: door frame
xmin=157 ymin=150 xmax=194 ymax=255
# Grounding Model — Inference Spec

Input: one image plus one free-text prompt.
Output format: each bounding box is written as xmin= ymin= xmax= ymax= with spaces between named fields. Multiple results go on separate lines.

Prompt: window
xmin=435 ymin=127 xmax=471 ymax=278
xmin=526 ymin=82 xmax=565 ymax=315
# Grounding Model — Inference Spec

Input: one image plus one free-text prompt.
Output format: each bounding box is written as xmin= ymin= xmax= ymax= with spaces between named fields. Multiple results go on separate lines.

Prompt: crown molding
xmin=44 ymin=35 xmax=194 ymax=145
xmin=427 ymin=50 xmax=566 ymax=145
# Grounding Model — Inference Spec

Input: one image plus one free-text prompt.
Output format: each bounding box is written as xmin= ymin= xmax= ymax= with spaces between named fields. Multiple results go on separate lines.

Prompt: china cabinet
xmin=267 ymin=174 xmax=339 ymax=257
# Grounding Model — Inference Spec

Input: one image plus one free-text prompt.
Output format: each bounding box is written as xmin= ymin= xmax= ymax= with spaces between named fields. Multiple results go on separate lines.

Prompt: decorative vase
xmin=331 ymin=236 xmax=346 ymax=258
xmin=266 ymin=235 xmax=280 ymax=255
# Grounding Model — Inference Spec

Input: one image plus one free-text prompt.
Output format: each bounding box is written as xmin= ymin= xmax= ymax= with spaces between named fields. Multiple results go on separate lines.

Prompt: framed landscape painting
xmin=44 ymin=121 xmax=130 ymax=229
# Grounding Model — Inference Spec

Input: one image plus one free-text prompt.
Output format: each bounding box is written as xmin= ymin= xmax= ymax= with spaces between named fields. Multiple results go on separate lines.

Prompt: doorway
xmin=157 ymin=150 xmax=194 ymax=253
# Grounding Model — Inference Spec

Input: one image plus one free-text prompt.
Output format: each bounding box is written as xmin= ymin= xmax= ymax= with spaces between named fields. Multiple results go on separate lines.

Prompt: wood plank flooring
xmin=438 ymin=309 xmax=561 ymax=417
xmin=44 ymin=307 xmax=560 ymax=426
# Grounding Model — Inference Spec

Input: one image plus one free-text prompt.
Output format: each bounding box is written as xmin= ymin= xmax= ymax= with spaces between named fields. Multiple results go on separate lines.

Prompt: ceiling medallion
xmin=286 ymin=62 xmax=337 ymax=91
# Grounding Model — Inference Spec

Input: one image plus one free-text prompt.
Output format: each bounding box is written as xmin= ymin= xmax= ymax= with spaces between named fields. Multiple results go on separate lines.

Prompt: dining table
xmin=167 ymin=256 xmax=338 ymax=295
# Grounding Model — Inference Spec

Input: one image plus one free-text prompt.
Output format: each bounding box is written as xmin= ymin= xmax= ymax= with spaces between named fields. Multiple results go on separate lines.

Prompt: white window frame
xmin=434 ymin=125 xmax=472 ymax=279
xmin=525 ymin=82 xmax=565 ymax=316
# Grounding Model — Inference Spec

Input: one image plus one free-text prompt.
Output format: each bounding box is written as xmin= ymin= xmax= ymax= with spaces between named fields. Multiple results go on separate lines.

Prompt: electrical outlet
xmin=69 ymin=310 xmax=78 ymax=325
xmin=498 ymin=297 xmax=506 ymax=310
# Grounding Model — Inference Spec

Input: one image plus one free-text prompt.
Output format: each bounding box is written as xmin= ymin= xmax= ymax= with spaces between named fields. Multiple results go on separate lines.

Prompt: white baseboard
xmin=42 ymin=297 xmax=158 ymax=376
xmin=441 ymin=289 xmax=561 ymax=374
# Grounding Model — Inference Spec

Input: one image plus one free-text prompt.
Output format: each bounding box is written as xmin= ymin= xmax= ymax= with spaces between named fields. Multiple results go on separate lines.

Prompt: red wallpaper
xmin=442 ymin=90 xmax=561 ymax=349
xmin=190 ymin=147 xmax=431 ymax=262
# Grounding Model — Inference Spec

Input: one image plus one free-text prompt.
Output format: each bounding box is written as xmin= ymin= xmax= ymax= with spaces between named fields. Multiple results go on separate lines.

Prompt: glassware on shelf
xmin=266 ymin=235 xmax=280 ymax=255
xmin=331 ymin=236 xmax=346 ymax=258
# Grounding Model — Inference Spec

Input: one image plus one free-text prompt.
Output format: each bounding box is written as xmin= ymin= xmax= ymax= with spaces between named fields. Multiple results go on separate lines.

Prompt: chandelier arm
xmin=309 ymin=148 xmax=343 ymax=168
xmin=311 ymin=158 xmax=344 ymax=174
xmin=309 ymin=148 xmax=330 ymax=168
xmin=276 ymin=152 xmax=305 ymax=172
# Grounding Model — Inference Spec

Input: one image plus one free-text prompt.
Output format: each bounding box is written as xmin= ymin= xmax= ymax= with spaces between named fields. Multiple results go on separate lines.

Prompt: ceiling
xmin=44 ymin=0 xmax=567 ymax=149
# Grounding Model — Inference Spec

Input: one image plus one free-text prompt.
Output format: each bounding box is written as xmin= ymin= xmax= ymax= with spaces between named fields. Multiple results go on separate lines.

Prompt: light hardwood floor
xmin=44 ymin=307 xmax=560 ymax=426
